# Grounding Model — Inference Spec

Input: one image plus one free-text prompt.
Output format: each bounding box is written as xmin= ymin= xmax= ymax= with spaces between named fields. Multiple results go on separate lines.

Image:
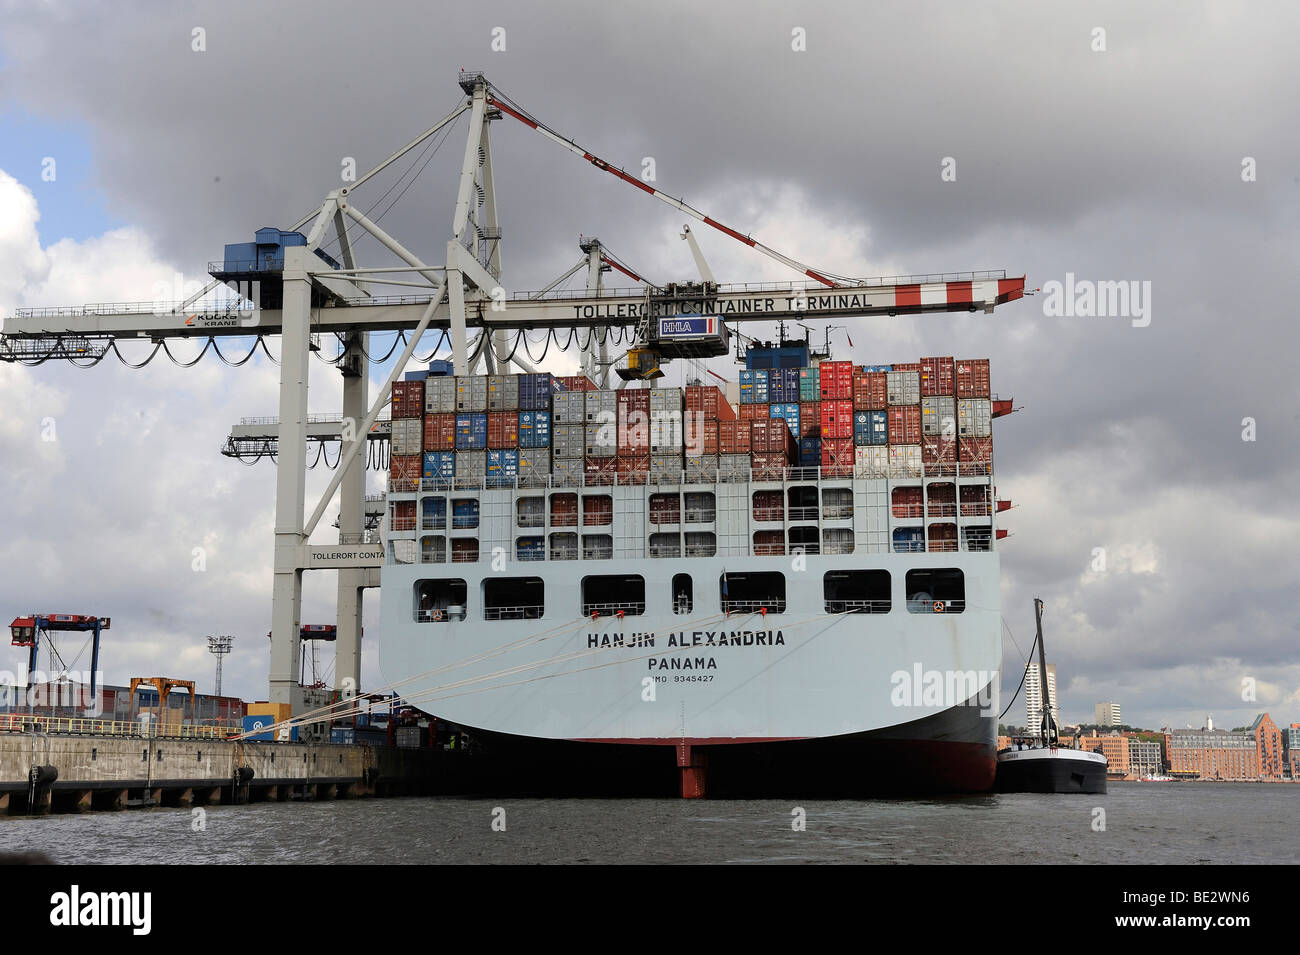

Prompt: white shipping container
xmin=390 ymin=418 xmax=423 ymax=456
xmin=650 ymin=412 xmax=684 ymax=449
xmin=424 ymin=376 xmax=457 ymax=414
xmin=854 ymin=446 xmax=890 ymax=479
xmin=957 ymin=398 xmax=992 ymax=437
xmin=921 ymin=396 xmax=957 ymax=436
xmin=585 ymin=422 xmax=617 ymax=457
xmin=650 ymin=388 xmax=683 ymax=414
xmin=650 ymin=453 xmax=683 ymax=484
xmin=518 ymin=449 xmax=551 ymax=487
xmin=552 ymin=391 xmax=586 ymax=424
xmin=718 ymin=453 xmax=751 ymax=482
xmin=456 ymin=375 xmax=488 ymax=412
xmin=889 ymin=444 xmax=922 ymax=478
xmin=487 ymin=374 xmax=520 ymax=412
xmin=550 ymin=456 xmax=584 ymax=486
xmin=585 ymin=390 xmax=618 ymax=423
xmin=886 ymin=370 xmax=921 ymax=406
xmin=684 ymin=454 xmax=718 ymax=483
xmin=552 ymin=424 xmax=586 ymax=459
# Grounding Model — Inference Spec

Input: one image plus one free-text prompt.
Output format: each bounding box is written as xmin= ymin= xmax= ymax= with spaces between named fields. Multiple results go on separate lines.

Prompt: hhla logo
xmin=1040 ymin=272 xmax=1152 ymax=327
xmin=890 ymin=664 xmax=998 ymax=717
xmin=49 ymin=885 xmax=151 ymax=935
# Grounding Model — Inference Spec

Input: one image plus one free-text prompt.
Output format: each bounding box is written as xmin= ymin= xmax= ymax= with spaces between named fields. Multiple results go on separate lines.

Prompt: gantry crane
xmin=9 ymin=613 xmax=110 ymax=705
xmin=1 ymin=71 xmax=1024 ymax=716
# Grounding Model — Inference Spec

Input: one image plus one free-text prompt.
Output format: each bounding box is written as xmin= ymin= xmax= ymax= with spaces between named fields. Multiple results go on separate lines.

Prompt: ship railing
xmin=752 ymin=506 xmax=784 ymax=521
xmin=788 ymin=506 xmax=819 ymax=521
xmin=721 ymin=598 xmax=786 ymax=614
xmin=892 ymin=505 xmax=923 ymax=518
xmin=416 ymin=608 xmax=468 ymax=623
xmin=825 ymin=599 xmax=891 ymax=614
xmin=451 ymin=516 xmax=479 ymax=529
xmin=390 ymin=517 xmax=417 ymax=531
xmin=584 ymin=602 xmax=645 ymax=617
xmin=683 ymin=508 xmax=716 ymax=523
xmin=926 ymin=504 xmax=958 ymax=517
xmin=960 ymin=504 xmax=991 ymax=517
xmin=684 ymin=544 xmax=717 ymax=557
xmin=0 ymin=714 xmax=243 ymax=739
xmin=649 ymin=512 xmax=681 ymax=525
xmin=648 ymin=545 xmax=682 ymax=558
xmin=450 ymin=550 xmax=480 ymax=563
xmin=484 ymin=606 xmax=544 ymax=621
xmin=422 ymin=518 xmax=448 ymax=530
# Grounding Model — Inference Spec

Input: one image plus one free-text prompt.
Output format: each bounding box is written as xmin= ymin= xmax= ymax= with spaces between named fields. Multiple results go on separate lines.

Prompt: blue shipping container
xmin=798 ymin=436 xmax=822 ymax=467
xmin=519 ymin=373 xmax=557 ymax=411
xmin=518 ymin=410 xmax=552 ymax=448
xmin=516 ymin=537 xmax=545 ymax=561
xmin=893 ymin=528 xmax=924 ymax=553
xmin=798 ymin=367 xmax=820 ymax=402
xmin=403 ymin=370 xmax=430 ymax=381
xmin=860 ymin=364 xmax=892 ymax=373
xmin=422 ymin=451 xmax=455 ymax=481
xmin=242 ymin=715 xmax=298 ymax=742
xmin=739 ymin=369 xmax=755 ymax=404
xmin=330 ymin=728 xmax=356 ymax=745
xmin=428 ymin=359 xmax=454 ymax=377
xmin=455 ymin=413 xmax=488 ymax=450
xmin=486 ymin=448 xmax=519 ymax=487
xmin=770 ymin=402 xmax=800 ymax=435
xmin=854 ymin=410 xmax=888 ymax=446
xmin=452 ymin=499 xmax=480 ymax=528
xmin=421 ymin=496 xmax=447 ymax=523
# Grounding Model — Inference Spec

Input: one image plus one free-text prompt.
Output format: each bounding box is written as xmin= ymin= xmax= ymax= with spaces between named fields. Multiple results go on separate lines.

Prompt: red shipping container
xmin=852 ymin=372 xmax=888 ymax=410
xmin=649 ymin=493 xmax=681 ymax=524
xmin=583 ymin=456 xmax=616 ymax=485
xmin=617 ymin=391 xmax=651 ymax=450
xmin=389 ymin=453 xmax=422 ymax=492
xmin=739 ymin=402 xmax=770 ymax=422
xmin=559 ymin=375 xmax=597 ymax=392
xmin=955 ymin=358 xmax=991 ymax=398
xmin=921 ymin=435 xmax=957 ymax=475
xmin=891 ymin=486 xmax=923 ymax=518
xmin=888 ymin=405 xmax=922 ymax=445
xmin=799 ymin=401 xmax=821 ymax=437
xmin=891 ymin=361 xmax=921 ymax=372
xmin=928 ymin=523 xmax=958 ymax=553
xmin=487 ymin=411 xmax=519 ymax=449
xmin=927 ymin=483 xmax=957 ymax=517
xmin=389 ymin=500 xmax=416 ymax=531
xmin=752 ymin=489 xmax=784 ymax=521
xmin=583 ymin=494 xmax=614 ymax=525
xmin=616 ymin=453 xmax=650 ymax=485
xmin=685 ymin=384 xmax=736 ymax=421
xmin=718 ymin=420 xmax=752 ymax=454
xmin=958 ymin=436 xmax=994 ymax=474
xmin=751 ymin=452 xmax=787 ymax=482
xmin=820 ymin=399 xmax=854 ymax=440
xmin=423 ymin=413 xmax=457 ymax=451
xmin=550 ymin=493 xmax=578 ymax=526
xmin=684 ymin=415 xmax=718 ymax=455
xmin=820 ymin=437 xmax=854 ymax=477
xmin=818 ymin=360 xmax=854 ymax=400
xmin=753 ymin=530 xmax=785 ymax=556
xmin=451 ymin=538 xmax=480 ymax=562
xmin=919 ymin=356 xmax=956 ymax=397
xmin=391 ymin=380 xmax=424 ymax=419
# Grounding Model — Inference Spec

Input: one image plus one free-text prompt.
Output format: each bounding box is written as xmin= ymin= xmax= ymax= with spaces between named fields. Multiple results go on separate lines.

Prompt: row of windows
xmin=414 ymin=568 xmax=966 ymax=622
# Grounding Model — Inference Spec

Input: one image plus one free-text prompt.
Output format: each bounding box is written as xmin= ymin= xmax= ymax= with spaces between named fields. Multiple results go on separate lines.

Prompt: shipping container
xmin=767 ymin=367 xmax=799 ymax=404
xmin=820 ymin=399 xmax=854 ymax=440
xmin=650 ymin=388 xmax=683 ymax=414
xmin=487 ymin=374 xmax=520 ymax=412
xmin=927 ymin=522 xmax=958 ymax=553
xmin=957 ymin=398 xmax=992 ymax=437
xmin=891 ymin=361 xmax=921 ymax=373
xmin=552 ymin=424 xmax=586 ymax=459
xmin=390 ymin=417 xmax=423 ymax=456
xmin=853 ymin=410 xmax=888 ymax=446
xmin=486 ymin=448 xmax=519 ymax=487
xmin=818 ymin=360 xmax=854 ymax=400
xmin=955 ymin=358 xmax=991 ymax=399
xmin=424 ymin=375 xmax=457 ymax=414
xmin=798 ymin=366 xmax=820 ymax=402
xmin=454 ymin=413 xmax=488 ymax=450
xmin=454 ymin=450 xmax=486 ymax=485
xmin=859 ymin=364 xmax=893 ymax=373
xmin=958 ymin=436 xmax=993 ymax=474
xmin=753 ymin=530 xmax=785 ymax=556
xmin=889 ymin=444 xmax=923 ymax=478
xmin=684 ymin=454 xmax=719 ymax=484
xmin=684 ymin=415 xmax=718 ymax=456
xmin=919 ymin=356 xmax=955 ymax=397
xmin=854 ymin=445 xmax=890 ymax=479
xmin=717 ymin=453 xmax=751 ymax=482
xmin=585 ymin=421 xmax=617 ymax=457
xmin=423 ymin=413 xmax=456 ymax=451
xmin=921 ymin=435 xmax=957 ymax=475
xmin=617 ymin=390 xmax=651 ymax=450
xmin=585 ymin=389 xmax=618 ymax=425
xmin=892 ymin=527 xmax=924 ymax=553
xmin=549 ymin=493 xmax=578 ymax=526
xmin=552 ymin=391 xmax=586 ymax=425
xmin=738 ymin=369 xmax=766 ymax=404
xmin=852 ymin=371 xmax=888 ymax=410
xmin=421 ymin=496 xmax=447 ymax=528
xmin=550 ymin=455 xmax=584 ymax=486
xmin=421 ymin=450 xmax=455 ymax=485
xmin=718 ymin=419 xmax=751 ymax=454
xmin=517 ymin=449 xmax=550 ymax=487
xmin=886 ymin=370 xmax=921 ymax=406
xmin=887 ymin=405 xmax=922 ymax=445
xmin=770 ymin=402 xmax=800 ymax=437
xmin=583 ymin=456 xmax=617 ymax=485
xmin=389 ymin=453 xmax=422 ymax=492
xmin=798 ymin=400 xmax=821 ymax=437
xmin=738 ymin=402 xmax=769 ymax=422
xmin=821 ymin=437 xmax=854 ymax=477
xmin=487 ymin=411 xmax=519 ymax=449
xmin=891 ymin=486 xmax=923 ymax=518
xmin=650 ymin=453 xmax=683 ymax=485
xmin=921 ymin=396 xmax=957 ymax=437
xmin=750 ymin=452 xmax=787 ymax=481
xmin=450 ymin=538 xmax=480 ymax=563
xmin=455 ymin=375 xmax=488 ymax=412
xmin=558 ymin=375 xmax=597 ymax=392
xmin=650 ymin=412 xmax=684 ymax=450
xmin=684 ymin=384 xmax=736 ymax=421
xmin=798 ymin=436 xmax=822 ymax=468
xmin=516 ymin=537 xmax=545 ymax=561
xmin=391 ymin=379 xmax=424 ymax=419
xmin=518 ymin=410 xmax=551 ymax=448
xmin=616 ymin=452 xmax=650 ymax=485
xmin=519 ymin=372 xmax=559 ymax=411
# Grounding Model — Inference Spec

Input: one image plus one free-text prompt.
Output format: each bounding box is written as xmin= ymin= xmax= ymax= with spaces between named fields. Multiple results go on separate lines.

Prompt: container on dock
xmin=887 ymin=405 xmax=922 ymax=445
xmin=391 ymin=379 xmax=424 ymax=419
xmin=486 ymin=448 xmax=519 ymax=487
xmin=853 ymin=371 xmax=888 ymax=410
xmin=921 ymin=396 xmax=956 ymax=436
xmin=389 ymin=453 xmax=422 ymax=492
xmin=454 ymin=413 xmax=488 ymax=450
xmin=955 ymin=359 xmax=991 ymax=399
xmin=487 ymin=374 xmax=520 ymax=412
xmin=424 ymin=375 xmax=457 ymax=414
xmin=853 ymin=410 xmax=888 ymax=446
xmin=889 ymin=444 xmax=923 ymax=478
xmin=957 ymin=398 xmax=992 ymax=437
xmin=390 ymin=417 xmax=423 ymax=456
xmin=455 ymin=375 xmax=488 ymax=412
xmin=518 ymin=410 xmax=551 ymax=448
xmin=886 ymin=370 xmax=921 ymax=405
xmin=919 ymin=356 xmax=955 ymax=397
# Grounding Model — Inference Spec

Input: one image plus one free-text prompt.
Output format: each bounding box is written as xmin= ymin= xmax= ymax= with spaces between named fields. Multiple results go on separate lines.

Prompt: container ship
xmin=379 ymin=347 xmax=1011 ymax=797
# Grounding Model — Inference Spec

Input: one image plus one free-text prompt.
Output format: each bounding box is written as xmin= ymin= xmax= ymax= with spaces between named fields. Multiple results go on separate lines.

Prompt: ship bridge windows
xmin=415 ymin=578 xmax=467 ymax=623
xmin=788 ymin=486 xmax=818 ymax=522
xmin=483 ymin=577 xmax=544 ymax=620
xmin=720 ymin=571 xmax=786 ymax=615
xmin=583 ymin=575 xmax=645 ymax=617
xmin=905 ymin=568 xmax=965 ymax=614
xmin=673 ymin=574 xmax=693 ymax=614
xmin=789 ymin=526 xmax=820 ymax=556
xmin=824 ymin=570 xmax=891 ymax=614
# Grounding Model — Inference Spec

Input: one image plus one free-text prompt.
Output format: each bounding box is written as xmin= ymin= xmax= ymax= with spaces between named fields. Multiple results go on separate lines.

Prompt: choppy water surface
xmin=3 ymin=783 xmax=1295 ymax=864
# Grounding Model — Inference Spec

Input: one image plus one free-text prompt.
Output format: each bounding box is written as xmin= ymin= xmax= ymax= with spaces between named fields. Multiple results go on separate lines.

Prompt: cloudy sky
xmin=1 ymin=0 xmax=1296 ymax=732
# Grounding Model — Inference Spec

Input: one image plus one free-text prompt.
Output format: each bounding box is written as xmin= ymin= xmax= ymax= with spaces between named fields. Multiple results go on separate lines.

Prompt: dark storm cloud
xmin=2 ymin=0 xmax=1297 ymax=727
